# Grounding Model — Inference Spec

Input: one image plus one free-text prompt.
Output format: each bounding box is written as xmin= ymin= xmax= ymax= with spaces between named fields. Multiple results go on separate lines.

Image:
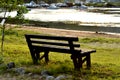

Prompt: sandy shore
xmin=16 ymin=25 xmax=119 ymax=38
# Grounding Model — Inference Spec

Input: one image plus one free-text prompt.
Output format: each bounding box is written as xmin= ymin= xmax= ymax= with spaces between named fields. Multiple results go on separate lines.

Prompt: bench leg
xmin=36 ymin=51 xmax=40 ymax=61
xmin=78 ymin=56 xmax=82 ymax=69
xmin=33 ymin=50 xmax=41 ymax=64
xmin=32 ymin=56 xmax=38 ymax=64
xmin=44 ymin=51 xmax=49 ymax=63
xmin=71 ymin=54 xmax=82 ymax=70
xmin=30 ymin=49 xmax=38 ymax=64
xmin=86 ymin=54 xmax=91 ymax=69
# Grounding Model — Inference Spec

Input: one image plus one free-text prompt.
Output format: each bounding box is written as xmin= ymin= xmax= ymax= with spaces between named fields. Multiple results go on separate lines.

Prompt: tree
xmin=0 ymin=0 xmax=27 ymax=62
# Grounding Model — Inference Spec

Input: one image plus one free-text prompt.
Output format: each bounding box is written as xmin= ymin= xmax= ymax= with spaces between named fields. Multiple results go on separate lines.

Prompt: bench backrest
xmin=25 ymin=34 xmax=81 ymax=54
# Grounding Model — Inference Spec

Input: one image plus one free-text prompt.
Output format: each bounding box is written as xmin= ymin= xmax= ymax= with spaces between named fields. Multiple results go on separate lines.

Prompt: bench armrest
xmin=81 ymin=50 xmax=96 ymax=56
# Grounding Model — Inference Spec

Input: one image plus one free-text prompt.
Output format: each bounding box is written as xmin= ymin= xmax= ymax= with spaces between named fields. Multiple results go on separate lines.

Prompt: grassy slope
xmin=0 ymin=26 xmax=120 ymax=80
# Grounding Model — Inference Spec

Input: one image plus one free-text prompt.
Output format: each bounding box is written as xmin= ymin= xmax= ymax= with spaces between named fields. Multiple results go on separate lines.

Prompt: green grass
xmin=0 ymin=26 xmax=120 ymax=80
xmin=79 ymin=37 xmax=120 ymax=80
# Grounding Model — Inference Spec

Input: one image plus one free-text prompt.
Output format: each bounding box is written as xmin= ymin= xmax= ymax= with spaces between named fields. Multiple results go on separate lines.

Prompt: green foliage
xmin=0 ymin=0 xmax=28 ymax=22
xmin=0 ymin=0 xmax=23 ymax=12
xmin=16 ymin=6 xmax=28 ymax=19
xmin=0 ymin=0 xmax=28 ymax=57
xmin=0 ymin=0 xmax=28 ymax=18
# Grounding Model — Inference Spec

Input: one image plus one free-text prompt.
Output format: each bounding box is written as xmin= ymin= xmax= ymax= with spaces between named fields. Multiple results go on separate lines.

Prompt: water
xmin=24 ymin=9 xmax=120 ymax=24
xmin=0 ymin=8 xmax=120 ymax=34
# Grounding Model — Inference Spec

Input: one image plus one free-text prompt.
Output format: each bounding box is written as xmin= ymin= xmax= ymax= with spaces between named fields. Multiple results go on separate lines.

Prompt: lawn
xmin=0 ymin=26 xmax=120 ymax=80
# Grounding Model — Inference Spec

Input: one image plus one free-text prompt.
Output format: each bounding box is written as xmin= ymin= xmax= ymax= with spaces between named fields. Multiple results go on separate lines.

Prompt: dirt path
xmin=18 ymin=26 xmax=120 ymax=38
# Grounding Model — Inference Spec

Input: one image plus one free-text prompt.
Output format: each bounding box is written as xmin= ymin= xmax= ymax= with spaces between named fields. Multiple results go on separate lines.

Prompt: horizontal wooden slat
xmin=25 ymin=34 xmax=79 ymax=41
xmin=31 ymin=40 xmax=80 ymax=47
xmin=32 ymin=45 xmax=81 ymax=54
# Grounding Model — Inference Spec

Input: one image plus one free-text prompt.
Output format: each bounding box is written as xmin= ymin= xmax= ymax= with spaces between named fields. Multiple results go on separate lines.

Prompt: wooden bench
xmin=25 ymin=34 xmax=96 ymax=70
